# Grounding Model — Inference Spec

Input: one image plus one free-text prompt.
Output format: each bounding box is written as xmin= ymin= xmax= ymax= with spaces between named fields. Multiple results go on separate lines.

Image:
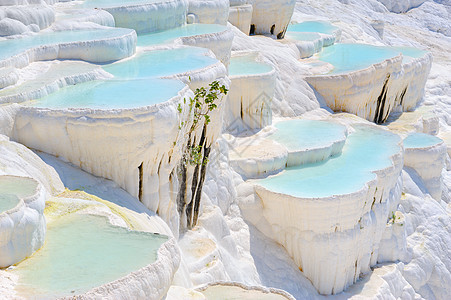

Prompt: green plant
xmin=176 ymin=80 xmax=228 ymax=229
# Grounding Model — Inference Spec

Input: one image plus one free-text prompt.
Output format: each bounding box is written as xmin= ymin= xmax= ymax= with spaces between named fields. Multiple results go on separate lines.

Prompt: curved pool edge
xmin=0 ymin=28 xmax=137 ymax=69
xmin=196 ymin=281 xmax=296 ymax=300
xmin=70 ymin=237 xmax=180 ymax=300
xmin=0 ymin=175 xmax=46 ymax=269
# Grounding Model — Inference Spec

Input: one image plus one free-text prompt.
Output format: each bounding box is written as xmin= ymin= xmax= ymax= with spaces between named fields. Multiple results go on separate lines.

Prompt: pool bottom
xmin=229 ymin=53 xmax=273 ymax=76
xmin=13 ymin=213 xmax=168 ymax=298
xmin=403 ymin=132 xmax=443 ymax=149
xmin=0 ymin=176 xmax=38 ymax=213
xmin=27 ymin=78 xmax=185 ymax=110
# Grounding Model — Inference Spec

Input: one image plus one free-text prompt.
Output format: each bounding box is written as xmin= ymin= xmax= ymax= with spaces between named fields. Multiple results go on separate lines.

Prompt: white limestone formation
xmin=187 ymin=0 xmax=229 ymax=25
xmin=77 ymin=238 xmax=180 ymax=300
xmin=0 ymin=134 xmax=64 ymax=194
xmin=228 ymin=118 xmax=348 ymax=179
xmin=377 ymin=211 xmax=408 ymax=263
xmin=0 ymin=61 xmax=112 ymax=105
xmin=177 ymin=26 xmax=234 ymax=67
xmin=225 ymin=52 xmax=276 ymax=132
xmin=86 ymin=0 xmax=187 ymax=34
xmin=161 ymin=48 xmax=228 ymax=91
xmin=283 ymin=21 xmax=341 ymax=58
xmin=12 ymin=87 xmax=192 ymax=236
xmin=376 ymin=0 xmax=427 ymax=13
xmin=55 ymin=9 xmax=116 ymax=28
xmin=0 ymin=67 xmax=18 ymax=89
xmin=228 ymin=3 xmax=253 ymax=35
xmin=0 ymin=0 xmax=449 ymax=299
xmin=0 ymin=176 xmax=46 ymax=268
xmin=305 ymin=51 xmax=432 ymax=123
xmin=237 ymin=123 xmax=406 ymax=294
xmin=228 ymin=134 xmax=288 ymax=180
xmin=0 ymin=4 xmax=55 ymax=36
xmin=403 ymin=133 xmax=447 ymax=201
xmin=0 ymin=28 xmax=137 ymax=69
xmin=196 ymin=281 xmax=296 ymax=299
xmin=250 ymin=0 xmax=296 ymax=38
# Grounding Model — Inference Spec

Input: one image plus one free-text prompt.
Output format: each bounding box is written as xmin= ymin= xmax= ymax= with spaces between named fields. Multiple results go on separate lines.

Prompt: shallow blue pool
xmin=104 ymin=47 xmax=218 ymax=78
xmin=318 ymin=44 xmax=401 ymax=74
xmin=0 ymin=176 xmax=37 ymax=213
xmin=287 ymin=21 xmax=339 ymax=35
xmin=318 ymin=44 xmax=427 ymax=74
xmin=29 ymin=78 xmax=185 ymax=109
xmin=257 ymin=125 xmax=401 ymax=198
xmin=392 ymin=46 xmax=427 ymax=63
xmin=284 ymin=31 xmax=322 ymax=42
xmin=0 ymin=28 xmax=133 ymax=61
xmin=229 ymin=54 xmax=273 ymax=76
xmin=138 ymin=24 xmax=227 ymax=46
xmin=267 ymin=119 xmax=347 ymax=151
xmin=403 ymin=132 xmax=443 ymax=149
xmin=14 ymin=213 xmax=168 ymax=298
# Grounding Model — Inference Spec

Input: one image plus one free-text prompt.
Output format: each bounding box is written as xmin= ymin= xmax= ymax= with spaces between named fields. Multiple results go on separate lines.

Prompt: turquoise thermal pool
xmin=0 ymin=28 xmax=134 ymax=61
xmin=287 ymin=21 xmax=339 ymax=35
xmin=284 ymin=31 xmax=322 ymax=42
xmin=392 ymin=46 xmax=428 ymax=63
xmin=104 ymin=47 xmax=218 ymax=78
xmin=267 ymin=119 xmax=347 ymax=152
xmin=318 ymin=44 xmax=400 ymax=74
xmin=392 ymin=46 xmax=427 ymax=58
xmin=0 ymin=194 xmax=19 ymax=214
xmin=229 ymin=54 xmax=273 ymax=76
xmin=318 ymin=44 xmax=428 ymax=74
xmin=138 ymin=24 xmax=227 ymax=46
xmin=257 ymin=125 xmax=401 ymax=198
xmin=0 ymin=176 xmax=37 ymax=213
xmin=13 ymin=213 xmax=168 ymax=298
xmin=403 ymin=132 xmax=443 ymax=149
xmin=28 ymin=78 xmax=185 ymax=109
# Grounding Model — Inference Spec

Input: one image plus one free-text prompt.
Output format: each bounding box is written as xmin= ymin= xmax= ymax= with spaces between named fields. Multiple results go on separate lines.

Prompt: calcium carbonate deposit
xmin=0 ymin=0 xmax=450 ymax=299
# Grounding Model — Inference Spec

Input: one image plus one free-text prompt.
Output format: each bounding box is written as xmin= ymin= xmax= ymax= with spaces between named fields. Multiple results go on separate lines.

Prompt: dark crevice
xmin=270 ymin=24 xmax=275 ymax=35
xmin=374 ymin=74 xmax=390 ymax=124
xmin=240 ymin=99 xmax=244 ymax=120
xmin=398 ymin=85 xmax=408 ymax=106
xmin=138 ymin=162 xmax=143 ymax=202
xmin=277 ymin=26 xmax=288 ymax=39
xmin=250 ymin=24 xmax=255 ymax=35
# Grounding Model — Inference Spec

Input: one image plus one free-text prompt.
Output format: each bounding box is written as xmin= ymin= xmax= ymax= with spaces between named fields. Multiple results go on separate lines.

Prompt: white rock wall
xmin=250 ymin=0 xmax=296 ymax=38
xmin=188 ymin=0 xmax=229 ymax=25
xmin=0 ymin=134 xmax=64 ymax=195
xmin=12 ymin=88 xmax=192 ymax=236
xmin=178 ymin=27 xmax=234 ymax=67
xmin=238 ymin=124 xmax=406 ymax=295
xmin=103 ymin=0 xmax=187 ymax=34
xmin=0 ymin=4 xmax=55 ymax=36
xmin=404 ymin=140 xmax=447 ymax=201
xmin=376 ymin=0 xmax=427 ymax=13
xmin=0 ymin=29 xmax=137 ymax=69
xmin=73 ymin=238 xmax=181 ymax=300
xmin=0 ymin=176 xmax=47 ymax=268
xmin=228 ymin=4 xmax=253 ymax=35
xmin=225 ymin=53 xmax=276 ymax=132
xmin=305 ymin=52 xmax=432 ymax=123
